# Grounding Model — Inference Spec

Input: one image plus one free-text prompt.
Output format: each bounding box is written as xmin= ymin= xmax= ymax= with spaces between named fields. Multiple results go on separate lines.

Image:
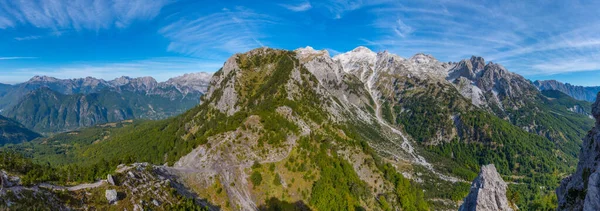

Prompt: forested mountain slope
xmin=0 ymin=115 xmax=40 ymax=145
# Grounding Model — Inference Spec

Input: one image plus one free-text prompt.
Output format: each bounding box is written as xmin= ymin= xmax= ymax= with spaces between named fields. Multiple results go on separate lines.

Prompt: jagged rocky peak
xmin=470 ymin=56 xmax=486 ymax=70
xmin=333 ymin=46 xmax=378 ymax=75
xmin=164 ymin=72 xmax=212 ymax=94
xmin=460 ymin=164 xmax=514 ymax=211
xmin=409 ymin=53 xmax=437 ymax=64
xmin=333 ymin=46 xmax=451 ymax=83
xmin=475 ymin=62 xmax=534 ymax=95
xmin=448 ymin=56 xmax=486 ymax=81
xmin=557 ymin=92 xmax=600 ymax=210
xmin=294 ymin=46 xmax=329 ymax=57
xmin=28 ymin=75 xmax=60 ymax=82
xmin=111 ymin=76 xmax=157 ymax=87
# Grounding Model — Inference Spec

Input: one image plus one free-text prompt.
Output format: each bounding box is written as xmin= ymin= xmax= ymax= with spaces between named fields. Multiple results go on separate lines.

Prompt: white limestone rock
xmin=105 ymin=189 xmax=118 ymax=204
xmin=459 ymin=164 xmax=514 ymax=211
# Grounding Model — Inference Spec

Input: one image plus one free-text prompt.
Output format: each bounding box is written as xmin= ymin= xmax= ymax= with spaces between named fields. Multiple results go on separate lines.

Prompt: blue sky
xmin=1 ymin=0 xmax=600 ymax=86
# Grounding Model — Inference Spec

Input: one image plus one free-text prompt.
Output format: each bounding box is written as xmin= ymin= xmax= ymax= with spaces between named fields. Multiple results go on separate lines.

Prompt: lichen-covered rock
xmin=557 ymin=92 xmax=600 ymax=210
xmin=459 ymin=164 xmax=513 ymax=211
xmin=105 ymin=189 xmax=118 ymax=204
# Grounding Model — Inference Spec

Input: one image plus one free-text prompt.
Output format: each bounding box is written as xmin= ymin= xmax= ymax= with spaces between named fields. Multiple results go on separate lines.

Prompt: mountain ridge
xmin=0 ymin=72 xmax=212 ymax=112
xmin=534 ymin=79 xmax=600 ymax=102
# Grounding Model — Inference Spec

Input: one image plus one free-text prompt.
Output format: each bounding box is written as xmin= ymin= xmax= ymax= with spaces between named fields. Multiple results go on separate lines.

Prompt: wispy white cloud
xmin=0 ymin=16 xmax=13 ymax=28
xmin=0 ymin=57 xmax=36 ymax=60
xmin=0 ymin=0 xmax=169 ymax=31
xmin=159 ymin=7 xmax=276 ymax=58
xmin=14 ymin=35 xmax=42 ymax=41
xmin=392 ymin=19 xmax=413 ymax=38
xmin=361 ymin=0 xmax=600 ymax=76
xmin=280 ymin=2 xmax=312 ymax=12
xmin=0 ymin=57 xmax=222 ymax=84
xmin=316 ymin=0 xmax=393 ymax=19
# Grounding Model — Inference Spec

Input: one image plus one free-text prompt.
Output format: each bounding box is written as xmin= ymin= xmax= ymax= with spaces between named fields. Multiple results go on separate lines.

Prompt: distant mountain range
xmin=534 ymin=80 xmax=600 ymax=102
xmin=0 ymin=73 xmax=212 ymax=133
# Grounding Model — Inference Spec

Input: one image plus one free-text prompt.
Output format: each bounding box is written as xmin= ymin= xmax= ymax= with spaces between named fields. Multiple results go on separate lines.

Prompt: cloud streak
xmin=362 ymin=0 xmax=600 ymax=76
xmin=280 ymin=2 xmax=312 ymax=12
xmin=14 ymin=35 xmax=42 ymax=41
xmin=0 ymin=57 xmax=36 ymax=60
xmin=159 ymin=7 xmax=275 ymax=59
xmin=0 ymin=0 xmax=169 ymax=31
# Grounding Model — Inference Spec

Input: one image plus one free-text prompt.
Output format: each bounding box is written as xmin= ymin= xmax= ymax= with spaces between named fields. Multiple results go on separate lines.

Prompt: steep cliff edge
xmin=557 ymin=92 xmax=600 ymax=210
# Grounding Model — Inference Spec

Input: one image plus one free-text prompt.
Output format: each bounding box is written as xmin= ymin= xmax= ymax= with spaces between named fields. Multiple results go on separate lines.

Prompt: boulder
xmin=105 ymin=189 xmax=118 ymax=204
xmin=459 ymin=164 xmax=514 ymax=211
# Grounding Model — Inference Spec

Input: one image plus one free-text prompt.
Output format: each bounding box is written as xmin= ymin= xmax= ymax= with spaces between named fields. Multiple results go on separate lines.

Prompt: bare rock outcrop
xmin=105 ymin=189 xmax=118 ymax=204
xmin=459 ymin=164 xmax=514 ymax=211
xmin=557 ymin=92 xmax=600 ymax=210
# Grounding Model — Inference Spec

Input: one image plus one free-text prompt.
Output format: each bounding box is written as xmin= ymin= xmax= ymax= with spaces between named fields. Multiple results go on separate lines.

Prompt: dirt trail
xmin=39 ymin=180 xmax=107 ymax=191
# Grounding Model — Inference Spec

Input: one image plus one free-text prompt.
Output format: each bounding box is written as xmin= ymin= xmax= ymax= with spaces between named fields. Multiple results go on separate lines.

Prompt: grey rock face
xmin=459 ymin=164 xmax=514 ymax=211
xmin=204 ymin=54 xmax=240 ymax=116
xmin=105 ymin=189 xmax=118 ymax=204
xmin=164 ymin=72 xmax=211 ymax=95
xmin=584 ymin=167 xmax=600 ymax=211
xmin=448 ymin=57 xmax=539 ymax=113
xmin=568 ymin=104 xmax=590 ymax=116
xmin=557 ymin=92 xmax=600 ymax=210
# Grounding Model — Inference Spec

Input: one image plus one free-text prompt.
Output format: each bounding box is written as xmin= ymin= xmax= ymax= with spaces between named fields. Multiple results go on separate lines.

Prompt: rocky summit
xmin=459 ymin=164 xmax=514 ymax=211
xmin=557 ymin=92 xmax=600 ymax=211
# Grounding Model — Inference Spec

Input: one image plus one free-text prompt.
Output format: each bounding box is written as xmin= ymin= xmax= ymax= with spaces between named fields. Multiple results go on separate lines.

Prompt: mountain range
xmin=534 ymin=80 xmax=600 ymax=102
xmin=0 ymin=47 xmax=597 ymax=210
xmin=0 ymin=73 xmax=211 ymax=133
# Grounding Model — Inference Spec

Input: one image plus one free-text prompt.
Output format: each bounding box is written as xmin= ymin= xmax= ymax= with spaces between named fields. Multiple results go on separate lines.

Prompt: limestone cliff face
xmin=459 ymin=164 xmax=514 ymax=211
xmin=557 ymin=92 xmax=600 ymax=211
